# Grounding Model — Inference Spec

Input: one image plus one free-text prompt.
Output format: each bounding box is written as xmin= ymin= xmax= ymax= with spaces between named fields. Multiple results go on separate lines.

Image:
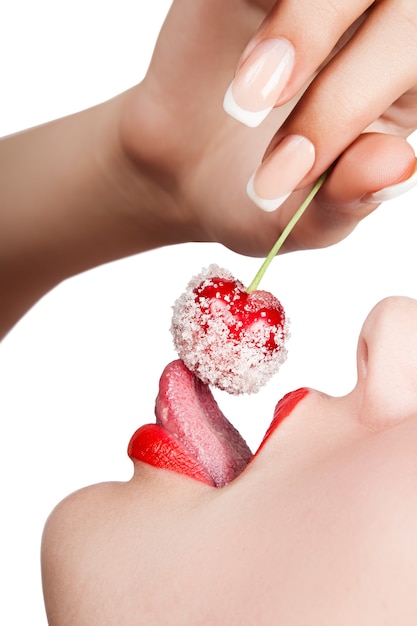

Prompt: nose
xmin=356 ymin=296 xmax=417 ymax=430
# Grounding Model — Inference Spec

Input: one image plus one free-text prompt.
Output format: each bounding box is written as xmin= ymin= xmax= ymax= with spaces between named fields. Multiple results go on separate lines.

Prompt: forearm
xmin=0 ymin=89 xmax=191 ymax=339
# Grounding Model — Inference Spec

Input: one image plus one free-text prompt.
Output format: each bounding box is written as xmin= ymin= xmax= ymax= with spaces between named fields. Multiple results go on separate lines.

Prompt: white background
xmin=1 ymin=2 xmax=417 ymax=623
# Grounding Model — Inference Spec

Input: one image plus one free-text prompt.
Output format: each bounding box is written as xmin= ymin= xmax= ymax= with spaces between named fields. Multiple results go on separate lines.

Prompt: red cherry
xmin=171 ymin=265 xmax=289 ymax=395
xmin=195 ymin=277 xmax=285 ymax=352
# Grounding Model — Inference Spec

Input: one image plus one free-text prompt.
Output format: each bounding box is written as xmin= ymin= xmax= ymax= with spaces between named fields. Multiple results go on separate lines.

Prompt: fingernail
xmin=247 ymin=135 xmax=315 ymax=212
xmin=362 ymin=160 xmax=417 ymax=203
xmin=223 ymin=38 xmax=295 ymax=128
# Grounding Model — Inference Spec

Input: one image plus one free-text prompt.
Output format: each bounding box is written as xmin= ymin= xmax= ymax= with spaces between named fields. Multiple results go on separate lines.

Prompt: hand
xmin=2 ymin=1 xmax=416 ymax=337
xmin=224 ymin=0 xmax=417 ymax=217
xmin=121 ymin=0 xmax=417 ymax=257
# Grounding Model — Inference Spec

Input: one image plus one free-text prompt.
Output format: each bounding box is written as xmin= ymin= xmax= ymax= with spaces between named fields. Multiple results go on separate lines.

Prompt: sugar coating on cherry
xmin=171 ymin=265 xmax=290 ymax=395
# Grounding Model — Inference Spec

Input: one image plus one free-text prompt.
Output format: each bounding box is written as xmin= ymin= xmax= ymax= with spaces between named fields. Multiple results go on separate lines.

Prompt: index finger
xmin=268 ymin=0 xmax=417 ymax=185
xmin=229 ymin=0 xmax=417 ymax=211
xmin=224 ymin=0 xmax=373 ymax=127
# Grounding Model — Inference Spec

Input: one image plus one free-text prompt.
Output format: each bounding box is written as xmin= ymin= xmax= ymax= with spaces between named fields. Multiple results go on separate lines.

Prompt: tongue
xmin=155 ymin=360 xmax=252 ymax=487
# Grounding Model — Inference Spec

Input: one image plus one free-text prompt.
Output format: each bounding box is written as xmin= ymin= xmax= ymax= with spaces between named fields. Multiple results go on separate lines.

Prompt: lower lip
xmin=128 ymin=424 xmax=215 ymax=486
xmin=255 ymin=387 xmax=310 ymax=456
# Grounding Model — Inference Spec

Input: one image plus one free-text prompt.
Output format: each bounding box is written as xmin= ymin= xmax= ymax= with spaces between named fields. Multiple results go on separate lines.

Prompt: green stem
xmin=246 ymin=169 xmax=331 ymax=293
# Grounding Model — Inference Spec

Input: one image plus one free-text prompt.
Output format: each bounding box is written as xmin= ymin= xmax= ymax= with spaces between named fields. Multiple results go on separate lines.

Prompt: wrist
xmin=75 ymin=90 xmax=198 ymax=260
xmin=117 ymin=85 xmax=203 ymax=246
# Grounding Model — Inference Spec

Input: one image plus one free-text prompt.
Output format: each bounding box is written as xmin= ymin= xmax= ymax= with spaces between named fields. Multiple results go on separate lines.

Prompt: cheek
xmin=265 ymin=431 xmax=417 ymax=610
xmin=322 ymin=426 xmax=417 ymax=571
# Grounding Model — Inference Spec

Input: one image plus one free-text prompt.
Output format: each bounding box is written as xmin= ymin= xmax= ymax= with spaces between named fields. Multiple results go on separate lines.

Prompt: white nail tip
xmin=363 ymin=163 xmax=417 ymax=203
xmin=223 ymin=83 xmax=273 ymax=128
xmin=246 ymin=173 xmax=289 ymax=212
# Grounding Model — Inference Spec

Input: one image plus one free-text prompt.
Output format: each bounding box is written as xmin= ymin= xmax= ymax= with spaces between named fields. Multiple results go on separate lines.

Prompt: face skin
xmin=41 ymin=296 xmax=417 ymax=626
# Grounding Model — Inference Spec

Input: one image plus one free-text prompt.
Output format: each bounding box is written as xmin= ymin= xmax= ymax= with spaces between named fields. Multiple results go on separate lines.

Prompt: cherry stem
xmin=246 ymin=168 xmax=331 ymax=293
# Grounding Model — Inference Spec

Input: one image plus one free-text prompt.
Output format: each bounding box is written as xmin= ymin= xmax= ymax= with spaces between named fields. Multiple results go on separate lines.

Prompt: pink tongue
xmin=155 ymin=360 xmax=252 ymax=487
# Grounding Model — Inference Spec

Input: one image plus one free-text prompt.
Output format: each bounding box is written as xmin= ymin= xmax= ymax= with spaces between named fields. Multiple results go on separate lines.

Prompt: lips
xmin=128 ymin=360 xmax=308 ymax=487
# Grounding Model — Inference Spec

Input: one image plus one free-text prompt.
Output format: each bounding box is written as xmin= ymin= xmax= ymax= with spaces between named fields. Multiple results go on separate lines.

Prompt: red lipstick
xmin=128 ymin=424 xmax=214 ymax=486
xmin=255 ymin=387 xmax=309 ymax=456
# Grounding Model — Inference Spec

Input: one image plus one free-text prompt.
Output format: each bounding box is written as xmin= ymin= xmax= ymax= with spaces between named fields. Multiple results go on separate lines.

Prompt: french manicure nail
xmin=362 ymin=160 xmax=417 ymax=203
xmin=223 ymin=38 xmax=295 ymax=128
xmin=247 ymin=135 xmax=315 ymax=212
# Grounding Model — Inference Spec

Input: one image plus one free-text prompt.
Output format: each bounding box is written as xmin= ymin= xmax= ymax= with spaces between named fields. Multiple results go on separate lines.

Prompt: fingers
xmin=225 ymin=0 xmax=417 ymax=212
xmin=269 ymin=1 xmax=417 ymax=185
xmin=279 ymin=132 xmax=416 ymax=252
xmin=224 ymin=0 xmax=374 ymax=126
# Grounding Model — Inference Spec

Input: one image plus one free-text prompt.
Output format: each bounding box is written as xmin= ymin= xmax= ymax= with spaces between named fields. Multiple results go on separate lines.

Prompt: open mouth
xmin=128 ymin=360 xmax=308 ymax=487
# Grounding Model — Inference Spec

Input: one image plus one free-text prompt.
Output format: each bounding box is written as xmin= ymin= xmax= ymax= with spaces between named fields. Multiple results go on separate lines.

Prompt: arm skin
xmin=0 ymin=91 xmax=196 ymax=339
